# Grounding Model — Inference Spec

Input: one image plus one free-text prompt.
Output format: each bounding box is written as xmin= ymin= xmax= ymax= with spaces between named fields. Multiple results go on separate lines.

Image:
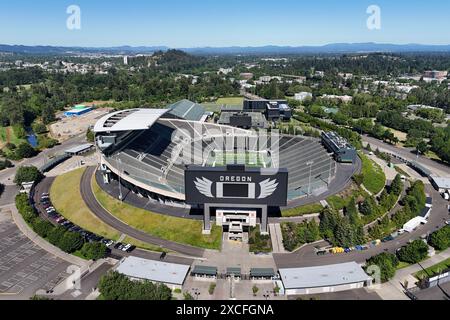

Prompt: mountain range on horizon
xmin=2 ymin=42 xmax=450 ymax=55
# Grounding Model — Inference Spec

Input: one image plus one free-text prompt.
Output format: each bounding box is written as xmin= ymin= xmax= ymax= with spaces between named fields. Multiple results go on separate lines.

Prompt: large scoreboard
xmin=185 ymin=165 xmax=288 ymax=206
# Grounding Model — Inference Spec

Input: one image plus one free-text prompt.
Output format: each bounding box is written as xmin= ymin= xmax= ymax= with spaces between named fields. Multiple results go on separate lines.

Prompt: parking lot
xmin=0 ymin=209 xmax=70 ymax=299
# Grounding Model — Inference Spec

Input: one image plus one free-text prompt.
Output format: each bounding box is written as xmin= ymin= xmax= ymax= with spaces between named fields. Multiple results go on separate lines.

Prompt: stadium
xmin=93 ymin=100 xmax=353 ymax=236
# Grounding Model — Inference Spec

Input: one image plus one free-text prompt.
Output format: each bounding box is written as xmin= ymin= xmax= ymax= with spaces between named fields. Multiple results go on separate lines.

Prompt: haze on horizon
xmin=1 ymin=0 xmax=450 ymax=48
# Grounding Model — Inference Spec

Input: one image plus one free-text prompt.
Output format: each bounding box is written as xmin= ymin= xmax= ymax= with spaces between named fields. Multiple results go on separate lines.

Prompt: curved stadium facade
xmin=94 ymin=101 xmax=337 ymax=208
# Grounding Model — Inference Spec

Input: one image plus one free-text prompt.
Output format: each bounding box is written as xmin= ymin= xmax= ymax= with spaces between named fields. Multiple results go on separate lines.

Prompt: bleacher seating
xmin=105 ymin=119 xmax=337 ymax=201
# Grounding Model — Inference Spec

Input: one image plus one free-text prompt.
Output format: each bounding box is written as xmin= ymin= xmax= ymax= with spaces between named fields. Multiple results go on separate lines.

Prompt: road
xmin=274 ymin=184 xmax=450 ymax=268
xmin=362 ymin=135 xmax=450 ymax=177
xmin=0 ymin=134 xmax=86 ymax=186
xmin=33 ymin=174 xmax=195 ymax=265
xmin=80 ymin=166 xmax=205 ymax=258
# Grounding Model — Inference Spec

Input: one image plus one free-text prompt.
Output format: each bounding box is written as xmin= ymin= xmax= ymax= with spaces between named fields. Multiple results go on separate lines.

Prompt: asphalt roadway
xmin=0 ymin=134 xmax=86 ymax=186
xmin=32 ymin=171 xmax=196 ymax=264
xmin=80 ymin=166 xmax=205 ymax=258
xmin=274 ymin=184 xmax=450 ymax=268
xmin=362 ymin=135 xmax=450 ymax=177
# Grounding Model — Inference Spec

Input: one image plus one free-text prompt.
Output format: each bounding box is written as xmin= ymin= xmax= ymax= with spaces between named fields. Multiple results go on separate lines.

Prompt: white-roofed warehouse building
xmin=115 ymin=256 xmax=190 ymax=290
xmin=279 ymin=262 xmax=372 ymax=296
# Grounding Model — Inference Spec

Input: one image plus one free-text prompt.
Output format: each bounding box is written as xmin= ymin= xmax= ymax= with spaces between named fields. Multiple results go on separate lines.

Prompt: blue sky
xmin=1 ymin=0 xmax=450 ymax=47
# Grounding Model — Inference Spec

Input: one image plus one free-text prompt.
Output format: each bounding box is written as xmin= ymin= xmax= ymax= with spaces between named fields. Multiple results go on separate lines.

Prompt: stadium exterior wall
xmin=101 ymin=156 xmax=186 ymax=201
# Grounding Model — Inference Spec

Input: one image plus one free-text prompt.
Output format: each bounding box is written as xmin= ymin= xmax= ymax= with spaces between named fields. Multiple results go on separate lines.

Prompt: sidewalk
xmin=9 ymin=204 xmax=89 ymax=267
xmin=375 ymin=248 xmax=450 ymax=300
xmin=269 ymin=223 xmax=286 ymax=254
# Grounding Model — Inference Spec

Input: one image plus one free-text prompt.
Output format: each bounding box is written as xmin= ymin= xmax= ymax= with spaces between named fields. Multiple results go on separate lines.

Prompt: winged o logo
xmin=194 ymin=177 xmax=214 ymax=198
xmin=258 ymin=179 xmax=278 ymax=199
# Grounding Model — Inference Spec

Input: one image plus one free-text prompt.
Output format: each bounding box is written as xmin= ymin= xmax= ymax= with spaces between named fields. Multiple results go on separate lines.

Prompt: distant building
xmin=218 ymin=67 xmax=233 ymax=75
xmin=338 ymin=73 xmax=353 ymax=80
xmin=64 ymin=104 xmax=93 ymax=117
xmin=123 ymin=56 xmax=128 ymax=65
xmin=314 ymin=71 xmax=325 ymax=77
xmin=243 ymin=99 xmax=292 ymax=122
xmin=423 ymin=70 xmax=448 ymax=80
xmin=240 ymin=72 xmax=254 ymax=80
xmin=294 ymin=92 xmax=313 ymax=102
xmin=321 ymin=94 xmax=353 ymax=103
xmin=430 ymin=176 xmax=450 ymax=193
xmin=407 ymin=104 xmax=441 ymax=112
xmin=321 ymin=131 xmax=356 ymax=163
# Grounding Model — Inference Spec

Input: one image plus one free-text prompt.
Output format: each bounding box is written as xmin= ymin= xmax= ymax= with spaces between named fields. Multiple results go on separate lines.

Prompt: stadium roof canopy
xmin=167 ymin=99 xmax=205 ymax=121
xmin=279 ymin=262 xmax=372 ymax=290
xmin=93 ymin=108 xmax=168 ymax=133
xmin=116 ymin=256 xmax=190 ymax=285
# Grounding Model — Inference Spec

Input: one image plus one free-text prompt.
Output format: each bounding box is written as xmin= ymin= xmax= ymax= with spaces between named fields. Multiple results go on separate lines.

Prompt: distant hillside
xmin=1 ymin=43 xmax=450 ymax=55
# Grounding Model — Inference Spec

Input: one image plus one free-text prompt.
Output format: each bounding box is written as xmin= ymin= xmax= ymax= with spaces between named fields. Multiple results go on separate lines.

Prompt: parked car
xmin=445 ymin=220 xmax=450 ymax=226
xmin=114 ymin=242 xmax=124 ymax=250
xmin=160 ymin=252 xmax=167 ymax=260
xmin=102 ymin=239 xmax=114 ymax=247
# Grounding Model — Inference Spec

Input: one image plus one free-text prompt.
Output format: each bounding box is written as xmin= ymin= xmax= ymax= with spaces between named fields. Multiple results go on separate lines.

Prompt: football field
xmin=207 ymin=150 xmax=270 ymax=167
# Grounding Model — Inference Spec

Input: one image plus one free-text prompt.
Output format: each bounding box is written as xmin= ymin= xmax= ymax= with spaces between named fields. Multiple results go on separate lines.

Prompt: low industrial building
xmin=65 ymin=143 xmax=94 ymax=156
xmin=321 ymin=131 xmax=357 ymax=163
xmin=279 ymin=262 xmax=372 ymax=296
xmin=115 ymin=256 xmax=190 ymax=290
xmin=430 ymin=176 xmax=450 ymax=193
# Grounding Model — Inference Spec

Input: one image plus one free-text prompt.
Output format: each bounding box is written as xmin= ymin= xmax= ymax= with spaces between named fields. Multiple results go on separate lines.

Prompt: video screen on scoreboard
xmin=223 ymin=183 xmax=248 ymax=198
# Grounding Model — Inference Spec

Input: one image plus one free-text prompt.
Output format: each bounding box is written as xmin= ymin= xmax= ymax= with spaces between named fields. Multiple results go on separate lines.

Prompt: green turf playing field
xmin=207 ymin=150 xmax=271 ymax=167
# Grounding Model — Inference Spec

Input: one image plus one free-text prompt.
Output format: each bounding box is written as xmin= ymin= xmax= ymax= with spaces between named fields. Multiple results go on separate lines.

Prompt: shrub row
xmin=15 ymin=194 xmax=107 ymax=260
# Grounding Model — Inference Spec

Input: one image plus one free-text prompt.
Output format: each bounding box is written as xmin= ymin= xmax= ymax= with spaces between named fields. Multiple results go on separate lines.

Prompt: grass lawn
xmin=0 ymin=126 xmax=25 ymax=147
xmin=425 ymin=150 xmax=442 ymax=162
xmin=51 ymin=168 xmax=168 ymax=252
xmin=414 ymin=258 xmax=450 ymax=280
xmin=359 ymin=153 xmax=386 ymax=195
xmin=215 ymin=97 xmax=244 ymax=106
xmin=281 ymin=203 xmax=323 ymax=217
xmin=92 ymin=179 xmax=222 ymax=250
xmin=397 ymin=261 xmax=412 ymax=270
xmin=326 ymin=196 xmax=349 ymax=211
xmin=51 ymin=168 xmax=122 ymax=240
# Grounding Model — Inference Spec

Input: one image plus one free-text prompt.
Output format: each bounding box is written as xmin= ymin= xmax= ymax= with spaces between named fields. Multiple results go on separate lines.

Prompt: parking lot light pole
xmin=118 ymin=158 xmax=123 ymax=201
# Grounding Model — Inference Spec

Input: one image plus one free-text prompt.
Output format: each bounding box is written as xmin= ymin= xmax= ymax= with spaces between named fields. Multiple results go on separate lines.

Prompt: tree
xmin=80 ymin=242 xmax=109 ymax=260
xmin=58 ymin=231 xmax=84 ymax=253
xmin=32 ymin=122 xmax=47 ymax=134
xmin=47 ymin=226 xmax=67 ymax=245
xmin=98 ymin=271 xmax=172 ymax=300
xmin=32 ymin=218 xmax=54 ymax=238
xmin=397 ymin=240 xmax=429 ymax=264
xmin=14 ymin=166 xmax=43 ymax=185
xmin=390 ymin=174 xmax=403 ymax=196
xmin=365 ymin=253 xmax=399 ymax=283
xmin=416 ymin=140 xmax=428 ymax=155
xmin=86 ymin=128 xmax=95 ymax=143
xmin=252 ymin=285 xmax=259 ymax=296
xmin=344 ymin=198 xmax=359 ymax=225
xmin=428 ymin=226 xmax=450 ymax=251
xmin=359 ymin=196 xmax=377 ymax=216
xmin=15 ymin=142 xmax=37 ymax=159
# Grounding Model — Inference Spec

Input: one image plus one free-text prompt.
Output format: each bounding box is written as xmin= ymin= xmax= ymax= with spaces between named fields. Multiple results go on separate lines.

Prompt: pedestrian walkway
xmin=375 ymin=248 xmax=450 ymax=300
xmin=269 ymin=224 xmax=286 ymax=254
